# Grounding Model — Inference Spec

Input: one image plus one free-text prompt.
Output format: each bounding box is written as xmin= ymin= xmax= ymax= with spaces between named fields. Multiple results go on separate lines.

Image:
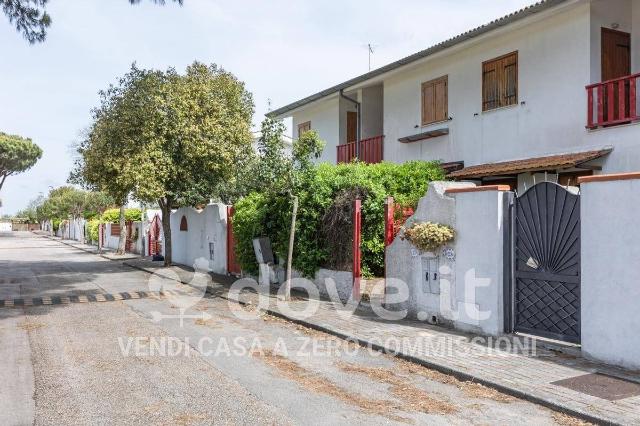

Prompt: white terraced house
xmin=269 ymin=0 xmax=640 ymax=192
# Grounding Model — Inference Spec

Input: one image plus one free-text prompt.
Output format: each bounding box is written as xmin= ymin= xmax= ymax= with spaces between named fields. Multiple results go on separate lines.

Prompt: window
xmin=298 ymin=121 xmax=311 ymax=137
xmin=482 ymin=51 xmax=518 ymax=111
xmin=180 ymin=216 xmax=188 ymax=232
xmin=421 ymin=76 xmax=448 ymax=125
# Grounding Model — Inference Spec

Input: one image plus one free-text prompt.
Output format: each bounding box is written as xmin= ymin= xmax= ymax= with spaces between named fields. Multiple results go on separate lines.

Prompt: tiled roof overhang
xmin=447 ymin=149 xmax=613 ymax=179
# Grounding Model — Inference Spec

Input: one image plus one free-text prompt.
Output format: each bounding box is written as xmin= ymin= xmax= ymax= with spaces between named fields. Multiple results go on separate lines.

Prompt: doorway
xmin=601 ymin=28 xmax=631 ymax=123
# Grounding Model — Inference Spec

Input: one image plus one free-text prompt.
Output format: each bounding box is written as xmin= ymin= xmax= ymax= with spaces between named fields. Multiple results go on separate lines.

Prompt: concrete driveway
xmin=0 ymin=232 xmax=584 ymax=425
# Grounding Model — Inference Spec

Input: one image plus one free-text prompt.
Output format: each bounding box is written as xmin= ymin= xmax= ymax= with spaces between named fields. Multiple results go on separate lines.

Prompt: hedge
xmin=100 ymin=208 xmax=142 ymax=223
xmin=233 ymin=161 xmax=444 ymax=278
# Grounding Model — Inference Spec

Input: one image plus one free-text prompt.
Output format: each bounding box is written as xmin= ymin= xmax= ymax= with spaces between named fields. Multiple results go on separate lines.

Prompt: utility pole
xmin=368 ymin=43 xmax=374 ymax=71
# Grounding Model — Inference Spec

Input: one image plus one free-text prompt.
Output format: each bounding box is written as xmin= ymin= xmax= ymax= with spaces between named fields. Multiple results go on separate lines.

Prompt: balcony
xmin=337 ymin=135 xmax=384 ymax=164
xmin=586 ymin=73 xmax=640 ymax=129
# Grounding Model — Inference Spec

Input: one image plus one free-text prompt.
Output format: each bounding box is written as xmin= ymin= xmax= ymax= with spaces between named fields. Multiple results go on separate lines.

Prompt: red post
xmin=631 ymin=78 xmax=637 ymax=119
xmin=587 ymin=87 xmax=594 ymax=128
xmin=384 ymin=196 xmax=395 ymax=247
xmin=352 ymin=199 xmax=361 ymax=297
xmin=618 ymin=80 xmax=626 ymax=120
xmin=608 ymin=82 xmax=615 ymax=123
xmin=226 ymin=206 xmax=241 ymax=275
xmin=597 ymin=85 xmax=604 ymax=125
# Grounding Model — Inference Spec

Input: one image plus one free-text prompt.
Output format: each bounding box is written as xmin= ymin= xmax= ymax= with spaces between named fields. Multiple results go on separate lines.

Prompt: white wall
xmin=581 ymin=176 xmax=640 ymax=370
xmin=292 ymin=97 xmax=339 ymax=164
xmin=451 ymin=188 xmax=510 ymax=335
xmin=386 ymin=182 xmax=509 ymax=336
xmin=383 ymin=3 xmax=592 ymax=167
xmin=169 ymin=204 xmax=228 ymax=274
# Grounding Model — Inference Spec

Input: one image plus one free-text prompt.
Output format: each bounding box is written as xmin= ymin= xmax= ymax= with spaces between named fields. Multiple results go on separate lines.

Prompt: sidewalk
xmin=43 ymin=235 xmax=141 ymax=260
xmin=124 ymin=259 xmax=640 ymax=425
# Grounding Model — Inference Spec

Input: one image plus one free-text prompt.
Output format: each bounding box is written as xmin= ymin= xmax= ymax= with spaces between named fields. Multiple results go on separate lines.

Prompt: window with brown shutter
xmin=482 ymin=51 xmax=518 ymax=111
xmin=298 ymin=121 xmax=311 ymax=137
xmin=421 ymin=76 xmax=448 ymax=126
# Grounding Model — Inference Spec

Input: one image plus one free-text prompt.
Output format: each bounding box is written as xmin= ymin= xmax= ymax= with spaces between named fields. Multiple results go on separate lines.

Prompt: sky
xmin=0 ymin=0 xmax=534 ymax=214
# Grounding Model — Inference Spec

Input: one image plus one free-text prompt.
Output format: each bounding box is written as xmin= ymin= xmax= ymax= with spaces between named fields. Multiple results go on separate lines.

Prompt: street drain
xmin=552 ymin=373 xmax=640 ymax=401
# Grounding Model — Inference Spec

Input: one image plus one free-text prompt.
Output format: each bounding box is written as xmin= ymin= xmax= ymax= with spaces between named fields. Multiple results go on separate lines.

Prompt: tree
xmin=71 ymin=69 xmax=143 ymax=254
xmin=135 ymin=62 xmax=255 ymax=265
xmin=0 ymin=132 xmax=42 ymax=192
xmin=1 ymin=0 xmax=182 ymax=44
xmin=74 ymin=62 xmax=254 ymax=265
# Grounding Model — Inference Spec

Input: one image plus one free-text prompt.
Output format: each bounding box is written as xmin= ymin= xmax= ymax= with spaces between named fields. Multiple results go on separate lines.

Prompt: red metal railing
xmin=337 ymin=135 xmax=384 ymax=164
xmin=587 ymin=73 xmax=640 ymax=129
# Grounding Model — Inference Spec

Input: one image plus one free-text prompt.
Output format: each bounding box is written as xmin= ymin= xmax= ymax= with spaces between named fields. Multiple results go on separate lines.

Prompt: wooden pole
xmin=285 ymin=196 xmax=299 ymax=301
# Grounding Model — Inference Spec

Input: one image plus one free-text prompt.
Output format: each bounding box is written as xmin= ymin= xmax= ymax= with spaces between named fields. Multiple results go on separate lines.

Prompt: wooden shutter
xmin=421 ymin=76 xmax=448 ymax=125
xmin=298 ymin=121 xmax=311 ymax=137
xmin=483 ymin=51 xmax=518 ymax=111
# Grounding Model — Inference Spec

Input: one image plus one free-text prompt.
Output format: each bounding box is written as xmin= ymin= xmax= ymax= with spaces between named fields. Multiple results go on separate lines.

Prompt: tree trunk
xmin=159 ymin=197 xmax=173 ymax=266
xmin=117 ymin=205 xmax=127 ymax=255
xmin=285 ymin=196 xmax=298 ymax=301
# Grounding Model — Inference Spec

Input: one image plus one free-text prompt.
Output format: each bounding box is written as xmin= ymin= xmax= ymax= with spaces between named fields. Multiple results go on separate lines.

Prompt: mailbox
xmin=253 ymin=237 xmax=275 ymax=265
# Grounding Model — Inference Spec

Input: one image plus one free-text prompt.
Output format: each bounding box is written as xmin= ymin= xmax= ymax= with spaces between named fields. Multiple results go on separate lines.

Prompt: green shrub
xmin=87 ymin=219 xmax=100 ymax=242
xmin=233 ymin=161 xmax=444 ymax=277
xmin=100 ymin=208 xmax=142 ymax=223
xmin=52 ymin=218 xmax=61 ymax=233
xmin=403 ymin=222 xmax=454 ymax=252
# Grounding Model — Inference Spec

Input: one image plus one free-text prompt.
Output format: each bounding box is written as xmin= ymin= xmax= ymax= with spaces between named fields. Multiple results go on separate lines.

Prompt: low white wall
xmin=104 ymin=223 xmax=119 ymax=250
xmin=314 ymin=268 xmax=353 ymax=302
xmin=386 ymin=182 xmax=510 ymax=336
xmin=170 ymin=204 xmax=228 ymax=274
xmin=581 ymin=176 xmax=640 ymax=370
xmin=103 ymin=222 xmax=144 ymax=253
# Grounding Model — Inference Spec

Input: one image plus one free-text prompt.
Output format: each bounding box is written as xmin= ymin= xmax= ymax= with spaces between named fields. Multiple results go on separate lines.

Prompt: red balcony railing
xmin=587 ymin=73 xmax=640 ymax=129
xmin=337 ymin=135 xmax=384 ymax=164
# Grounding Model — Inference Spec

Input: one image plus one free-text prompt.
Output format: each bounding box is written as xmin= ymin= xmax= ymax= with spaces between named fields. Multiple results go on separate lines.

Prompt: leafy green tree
xmin=1 ymin=0 xmax=182 ymax=44
xmin=252 ymin=117 xmax=324 ymax=196
xmin=74 ymin=62 xmax=254 ymax=264
xmin=71 ymin=65 xmax=150 ymax=254
xmin=0 ymin=132 xmax=42 ymax=192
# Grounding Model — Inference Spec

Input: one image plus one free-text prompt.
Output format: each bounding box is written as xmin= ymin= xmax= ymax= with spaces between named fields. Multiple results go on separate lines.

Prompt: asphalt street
xmin=0 ymin=232 xmax=584 ymax=425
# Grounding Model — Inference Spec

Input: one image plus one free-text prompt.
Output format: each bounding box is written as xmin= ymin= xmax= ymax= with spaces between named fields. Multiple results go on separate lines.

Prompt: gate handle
xmin=433 ymin=272 xmax=438 ymax=281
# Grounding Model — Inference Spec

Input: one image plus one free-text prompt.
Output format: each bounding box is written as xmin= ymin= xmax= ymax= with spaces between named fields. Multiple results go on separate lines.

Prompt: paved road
xmin=0 ymin=232 xmax=583 ymax=425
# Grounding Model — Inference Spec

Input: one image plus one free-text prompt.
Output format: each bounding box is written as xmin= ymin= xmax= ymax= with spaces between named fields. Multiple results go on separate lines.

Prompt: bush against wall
xmin=234 ymin=161 xmax=444 ymax=278
xmin=87 ymin=219 xmax=100 ymax=243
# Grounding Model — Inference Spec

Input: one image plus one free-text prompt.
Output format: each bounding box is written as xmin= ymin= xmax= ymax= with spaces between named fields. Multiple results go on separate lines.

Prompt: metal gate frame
xmin=505 ymin=182 xmax=582 ymax=344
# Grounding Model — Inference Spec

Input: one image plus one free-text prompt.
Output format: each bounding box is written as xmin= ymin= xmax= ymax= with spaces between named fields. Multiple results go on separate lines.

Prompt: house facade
xmin=270 ymin=0 xmax=640 ymax=192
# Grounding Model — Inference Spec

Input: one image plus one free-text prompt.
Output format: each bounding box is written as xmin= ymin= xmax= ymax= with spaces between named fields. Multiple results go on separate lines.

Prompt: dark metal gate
xmin=512 ymin=182 xmax=581 ymax=343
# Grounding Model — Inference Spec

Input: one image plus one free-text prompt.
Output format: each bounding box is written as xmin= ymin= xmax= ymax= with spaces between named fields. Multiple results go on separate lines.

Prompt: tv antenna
xmin=365 ymin=43 xmax=376 ymax=71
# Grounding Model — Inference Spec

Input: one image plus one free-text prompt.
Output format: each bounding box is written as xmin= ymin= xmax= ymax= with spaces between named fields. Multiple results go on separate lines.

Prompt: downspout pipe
xmin=339 ymin=89 xmax=361 ymax=160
